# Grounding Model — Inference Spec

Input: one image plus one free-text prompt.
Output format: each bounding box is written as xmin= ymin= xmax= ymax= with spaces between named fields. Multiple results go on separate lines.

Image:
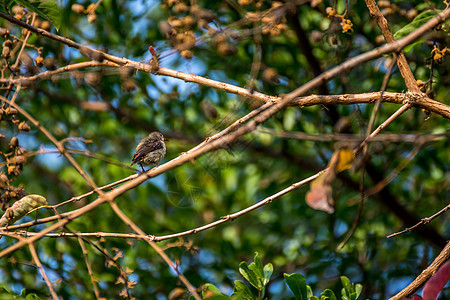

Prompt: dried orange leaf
xmin=305 ymin=183 xmax=334 ymax=214
xmin=336 ymin=148 xmax=354 ymax=172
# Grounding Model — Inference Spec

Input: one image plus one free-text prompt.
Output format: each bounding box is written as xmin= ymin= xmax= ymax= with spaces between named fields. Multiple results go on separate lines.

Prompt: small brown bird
xmin=131 ymin=132 xmax=168 ymax=172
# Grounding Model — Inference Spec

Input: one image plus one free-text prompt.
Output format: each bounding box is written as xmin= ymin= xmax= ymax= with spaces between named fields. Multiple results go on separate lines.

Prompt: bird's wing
xmin=131 ymin=140 xmax=164 ymax=165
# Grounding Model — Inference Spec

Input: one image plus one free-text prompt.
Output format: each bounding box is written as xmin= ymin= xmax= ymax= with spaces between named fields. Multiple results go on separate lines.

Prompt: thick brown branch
xmin=364 ymin=0 xmax=420 ymax=92
xmin=291 ymin=92 xmax=450 ymax=118
xmin=389 ymin=241 xmax=450 ymax=300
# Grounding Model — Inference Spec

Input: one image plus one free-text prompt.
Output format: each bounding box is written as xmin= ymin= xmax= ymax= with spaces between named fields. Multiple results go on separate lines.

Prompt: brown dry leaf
xmin=305 ymin=147 xmax=353 ymax=213
xmin=115 ymin=276 xmax=125 ymax=285
xmin=168 ymin=287 xmax=186 ymax=300
xmin=127 ymin=280 xmax=137 ymax=289
xmin=305 ymin=174 xmax=334 ymax=214
xmin=336 ymin=148 xmax=354 ymax=172
xmin=119 ymin=289 xmax=127 ymax=298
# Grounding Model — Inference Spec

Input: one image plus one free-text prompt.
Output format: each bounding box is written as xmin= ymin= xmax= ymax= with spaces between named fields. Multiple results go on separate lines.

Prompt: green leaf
xmin=252 ymin=252 xmax=264 ymax=278
xmin=0 ymin=286 xmax=41 ymax=299
xmin=394 ymin=10 xmax=442 ymax=52
xmin=247 ymin=252 xmax=264 ymax=288
xmin=262 ymin=263 xmax=273 ymax=286
xmin=14 ymin=0 xmax=61 ymax=30
xmin=306 ymin=286 xmax=314 ymax=299
xmin=340 ymin=276 xmax=353 ymax=294
xmin=355 ymin=284 xmax=362 ymax=299
xmin=25 ymin=293 xmax=41 ymax=300
xmin=239 ymin=262 xmax=262 ymax=290
xmin=206 ymin=296 xmax=231 ymax=300
xmin=320 ymin=289 xmax=337 ymax=300
xmin=203 ymin=283 xmax=223 ymax=297
xmin=0 ymin=0 xmax=14 ymax=10
xmin=231 ymin=280 xmax=256 ymax=300
xmin=284 ymin=273 xmax=307 ymax=300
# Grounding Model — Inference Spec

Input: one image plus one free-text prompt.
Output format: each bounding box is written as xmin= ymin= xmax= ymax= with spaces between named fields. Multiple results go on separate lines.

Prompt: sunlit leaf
xmin=284 ymin=273 xmax=307 ymax=300
xmin=14 ymin=0 xmax=61 ymax=30
xmin=394 ymin=10 xmax=442 ymax=52
xmin=239 ymin=261 xmax=262 ymax=290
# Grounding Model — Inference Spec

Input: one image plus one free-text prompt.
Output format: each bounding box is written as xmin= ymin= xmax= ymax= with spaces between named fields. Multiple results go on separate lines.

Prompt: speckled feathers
xmin=131 ymin=132 xmax=167 ymax=170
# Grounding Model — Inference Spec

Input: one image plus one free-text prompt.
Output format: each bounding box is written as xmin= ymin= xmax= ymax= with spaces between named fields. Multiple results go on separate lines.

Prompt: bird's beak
xmin=164 ymin=138 xmax=169 ymax=142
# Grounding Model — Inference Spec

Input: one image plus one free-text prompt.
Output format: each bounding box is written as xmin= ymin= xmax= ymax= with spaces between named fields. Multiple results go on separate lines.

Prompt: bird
xmin=131 ymin=131 xmax=168 ymax=172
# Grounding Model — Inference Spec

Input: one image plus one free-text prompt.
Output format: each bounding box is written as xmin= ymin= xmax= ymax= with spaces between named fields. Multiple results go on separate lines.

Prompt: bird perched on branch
xmin=131 ymin=132 xmax=168 ymax=172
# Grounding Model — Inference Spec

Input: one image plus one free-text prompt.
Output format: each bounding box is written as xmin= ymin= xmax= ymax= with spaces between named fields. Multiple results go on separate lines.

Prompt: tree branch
xmin=363 ymin=0 xmax=420 ymax=92
xmin=387 ymin=204 xmax=450 ymax=239
xmin=389 ymin=241 xmax=450 ymax=300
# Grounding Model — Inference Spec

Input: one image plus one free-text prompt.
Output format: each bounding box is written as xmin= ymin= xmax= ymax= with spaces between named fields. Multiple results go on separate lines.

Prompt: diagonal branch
xmin=257 ymin=127 xmax=449 ymax=143
xmin=29 ymin=243 xmax=59 ymax=300
xmin=1 ymin=96 xmax=102 ymax=192
xmin=364 ymin=0 xmax=420 ymax=92
xmin=107 ymin=201 xmax=201 ymax=300
xmin=5 ymin=170 xmax=324 ymax=243
xmin=77 ymin=236 xmax=102 ymax=299
xmin=389 ymin=241 xmax=450 ymax=300
xmin=387 ymin=204 xmax=450 ymax=239
xmin=0 ymin=61 xmax=119 ymax=84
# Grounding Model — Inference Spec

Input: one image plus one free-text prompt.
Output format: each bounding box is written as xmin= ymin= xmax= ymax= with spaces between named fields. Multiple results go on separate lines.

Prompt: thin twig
xmin=354 ymin=102 xmax=412 ymax=154
xmin=108 ymin=201 xmax=202 ymax=300
xmin=0 ymin=147 xmax=135 ymax=170
xmin=257 ymin=127 xmax=448 ymax=143
xmin=53 ymin=174 xmax=138 ymax=209
xmin=345 ymin=141 xmax=423 ymax=206
xmin=77 ymin=235 xmax=132 ymax=299
xmin=1 ymin=96 xmax=102 ymax=192
xmin=387 ymin=204 xmax=450 ymax=238
xmin=29 ymin=243 xmax=59 ymax=300
xmin=363 ymin=142 xmax=423 ymax=198
xmin=337 ymin=54 xmax=399 ymax=251
xmin=150 ymin=170 xmax=325 ymax=242
xmin=4 ymin=170 xmax=324 ymax=243
xmin=9 ymin=83 xmax=21 ymax=105
xmin=0 ymin=61 xmax=119 ymax=84
xmin=77 ymin=236 xmax=102 ymax=299
xmin=366 ymin=54 xmax=398 ymax=135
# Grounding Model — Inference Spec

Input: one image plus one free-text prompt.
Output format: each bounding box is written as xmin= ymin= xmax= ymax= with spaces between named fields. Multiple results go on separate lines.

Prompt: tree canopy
xmin=0 ymin=0 xmax=449 ymax=299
